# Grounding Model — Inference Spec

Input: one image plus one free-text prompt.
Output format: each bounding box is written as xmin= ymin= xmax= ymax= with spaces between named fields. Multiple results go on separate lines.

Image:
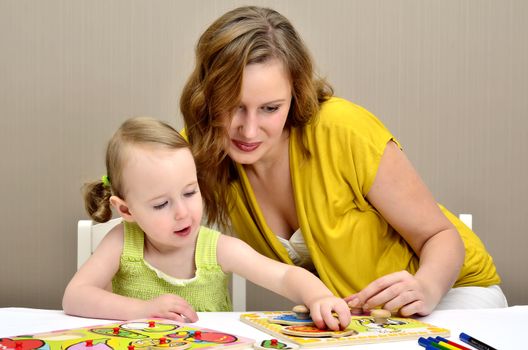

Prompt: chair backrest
xmin=458 ymin=213 xmax=472 ymax=230
xmin=77 ymin=218 xmax=122 ymax=269
xmin=76 ymin=218 xmax=247 ymax=311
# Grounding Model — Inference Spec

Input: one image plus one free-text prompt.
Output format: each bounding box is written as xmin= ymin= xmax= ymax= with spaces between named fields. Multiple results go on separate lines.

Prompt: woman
xmin=180 ymin=5 xmax=505 ymax=316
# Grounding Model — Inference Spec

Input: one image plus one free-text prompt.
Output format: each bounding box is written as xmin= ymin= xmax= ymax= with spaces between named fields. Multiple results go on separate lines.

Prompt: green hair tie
xmin=101 ymin=175 xmax=111 ymax=188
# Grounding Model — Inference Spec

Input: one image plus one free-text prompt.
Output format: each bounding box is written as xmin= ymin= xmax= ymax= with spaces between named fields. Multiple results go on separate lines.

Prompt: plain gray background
xmin=1 ymin=0 xmax=526 ymax=309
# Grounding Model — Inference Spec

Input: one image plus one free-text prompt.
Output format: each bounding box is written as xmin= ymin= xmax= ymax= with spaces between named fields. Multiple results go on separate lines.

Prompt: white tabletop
xmin=0 ymin=306 xmax=526 ymax=349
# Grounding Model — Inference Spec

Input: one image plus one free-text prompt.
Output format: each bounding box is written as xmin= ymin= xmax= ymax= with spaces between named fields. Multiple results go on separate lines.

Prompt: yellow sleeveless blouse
xmin=229 ymin=97 xmax=500 ymax=297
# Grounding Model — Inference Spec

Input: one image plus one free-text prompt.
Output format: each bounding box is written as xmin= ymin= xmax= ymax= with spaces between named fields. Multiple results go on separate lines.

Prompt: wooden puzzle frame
xmin=1 ymin=318 xmax=254 ymax=350
xmin=240 ymin=312 xmax=450 ymax=348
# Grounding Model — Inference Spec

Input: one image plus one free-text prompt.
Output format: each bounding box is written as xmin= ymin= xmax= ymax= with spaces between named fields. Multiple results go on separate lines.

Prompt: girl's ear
xmin=110 ymin=195 xmax=134 ymax=222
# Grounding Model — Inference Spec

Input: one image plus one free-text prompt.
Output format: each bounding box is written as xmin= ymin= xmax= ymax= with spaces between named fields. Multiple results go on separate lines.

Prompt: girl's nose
xmin=173 ymin=201 xmax=188 ymax=219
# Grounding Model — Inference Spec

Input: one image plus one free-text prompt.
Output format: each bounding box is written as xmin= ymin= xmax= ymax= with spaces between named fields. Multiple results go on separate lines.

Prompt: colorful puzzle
xmin=1 ymin=318 xmax=254 ymax=350
xmin=240 ymin=312 xmax=450 ymax=347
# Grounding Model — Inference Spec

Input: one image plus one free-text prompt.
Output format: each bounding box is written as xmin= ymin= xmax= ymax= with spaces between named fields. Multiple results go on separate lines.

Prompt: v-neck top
xmin=228 ymin=97 xmax=501 ymax=297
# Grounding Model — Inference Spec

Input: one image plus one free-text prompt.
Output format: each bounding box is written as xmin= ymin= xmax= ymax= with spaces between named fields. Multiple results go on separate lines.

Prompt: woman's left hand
xmin=344 ymin=270 xmax=439 ymax=317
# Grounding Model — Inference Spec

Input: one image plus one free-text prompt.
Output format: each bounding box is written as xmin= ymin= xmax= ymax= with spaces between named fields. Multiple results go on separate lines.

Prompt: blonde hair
xmin=180 ymin=6 xmax=333 ymax=228
xmin=83 ymin=117 xmax=194 ymax=223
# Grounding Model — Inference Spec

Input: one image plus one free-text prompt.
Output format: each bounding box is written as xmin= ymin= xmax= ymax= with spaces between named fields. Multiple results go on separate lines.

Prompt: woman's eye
xmin=262 ymin=105 xmax=279 ymax=113
xmin=153 ymin=201 xmax=168 ymax=210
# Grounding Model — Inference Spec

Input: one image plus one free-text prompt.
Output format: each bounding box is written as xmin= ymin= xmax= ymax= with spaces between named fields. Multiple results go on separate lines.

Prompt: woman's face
xmin=225 ymin=58 xmax=292 ymax=166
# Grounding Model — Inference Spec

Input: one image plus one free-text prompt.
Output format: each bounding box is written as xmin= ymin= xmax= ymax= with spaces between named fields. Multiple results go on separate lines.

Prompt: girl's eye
xmin=153 ymin=201 xmax=168 ymax=210
xmin=184 ymin=190 xmax=198 ymax=198
xmin=262 ymin=105 xmax=279 ymax=113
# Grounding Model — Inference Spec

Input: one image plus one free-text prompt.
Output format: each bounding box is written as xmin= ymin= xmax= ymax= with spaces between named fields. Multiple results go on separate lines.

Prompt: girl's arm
xmin=62 ymin=224 xmax=198 ymax=322
xmin=347 ymin=141 xmax=465 ymax=316
xmin=217 ymin=235 xmax=350 ymax=330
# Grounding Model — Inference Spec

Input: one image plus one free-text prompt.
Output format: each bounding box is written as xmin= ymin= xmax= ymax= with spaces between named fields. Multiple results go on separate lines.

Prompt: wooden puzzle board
xmin=1 ymin=318 xmax=255 ymax=350
xmin=240 ymin=312 xmax=450 ymax=348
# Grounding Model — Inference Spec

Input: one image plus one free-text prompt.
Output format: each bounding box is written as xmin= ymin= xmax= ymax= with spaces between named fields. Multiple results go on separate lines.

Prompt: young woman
xmin=180 ymin=6 xmax=506 ymax=316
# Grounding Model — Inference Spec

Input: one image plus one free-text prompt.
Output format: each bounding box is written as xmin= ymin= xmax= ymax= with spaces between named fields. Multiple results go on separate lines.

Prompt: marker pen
xmin=427 ymin=337 xmax=458 ymax=350
xmin=435 ymin=336 xmax=471 ymax=350
xmin=459 ymin=332 xmax=497 ymax=350
xmin=418 ymin=337 xmax=450 ymax=350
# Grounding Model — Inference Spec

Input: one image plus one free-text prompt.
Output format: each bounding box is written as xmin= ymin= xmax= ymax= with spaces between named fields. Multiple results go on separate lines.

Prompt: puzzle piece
xmin=253 ymin=338 xmax=299 ymax=350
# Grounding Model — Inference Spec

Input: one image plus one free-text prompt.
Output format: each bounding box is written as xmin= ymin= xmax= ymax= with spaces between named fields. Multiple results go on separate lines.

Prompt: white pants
xmin=436 ymin=285 xmax=508 ymax=310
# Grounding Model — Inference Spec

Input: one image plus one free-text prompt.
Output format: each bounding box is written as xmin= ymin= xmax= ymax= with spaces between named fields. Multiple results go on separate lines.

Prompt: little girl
xmin=62 ymin=117 xmax=350 ymax=331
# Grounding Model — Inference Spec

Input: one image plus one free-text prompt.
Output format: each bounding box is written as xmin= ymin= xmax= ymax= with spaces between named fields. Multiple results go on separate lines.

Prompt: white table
xmin=1 ymin=306 xmax=526 ymax=349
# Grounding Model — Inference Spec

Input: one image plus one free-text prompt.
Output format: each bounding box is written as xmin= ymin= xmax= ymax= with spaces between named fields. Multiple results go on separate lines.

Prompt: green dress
xmin=112 ymin=222 xmax=232 ymax=311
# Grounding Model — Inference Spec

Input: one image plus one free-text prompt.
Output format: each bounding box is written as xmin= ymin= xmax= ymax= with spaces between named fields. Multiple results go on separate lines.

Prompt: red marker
xmin=113 ymin=327 xmax=120 ymax=335
xmin=435 ymin=336 xmax=471 ymax=350
xmin=195 ymin=331 xmax=202 ymax=340
xmin=86 ymin=339 xmax=93 ymax=347
xmin=149 ymin=321 xmax=155 ymax=327
xmin=159 ymin=337 xmax=167 ymax=344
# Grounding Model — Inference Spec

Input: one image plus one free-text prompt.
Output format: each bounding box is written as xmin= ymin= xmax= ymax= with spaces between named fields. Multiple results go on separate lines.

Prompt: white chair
xmin=77 ymin=218 xmax=247 ymax=311
xmin=459 ymin=213 xmax=472 ymax=230
xmin=77 ymin=218 xmax=122 ymax=269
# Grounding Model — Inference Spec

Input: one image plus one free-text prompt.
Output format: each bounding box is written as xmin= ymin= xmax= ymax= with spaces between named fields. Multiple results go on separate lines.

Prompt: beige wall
xmin=1 ymin=0 xmax=526 ymax=309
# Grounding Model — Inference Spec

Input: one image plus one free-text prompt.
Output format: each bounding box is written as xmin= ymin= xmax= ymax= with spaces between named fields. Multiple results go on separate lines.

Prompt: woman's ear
xmin=110 ymin=195 xmax=134 ymax=222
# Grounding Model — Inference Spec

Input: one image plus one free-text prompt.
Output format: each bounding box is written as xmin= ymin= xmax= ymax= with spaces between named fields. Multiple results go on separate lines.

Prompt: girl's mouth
xmin=174 ymin=226 xmax=191 ymax=237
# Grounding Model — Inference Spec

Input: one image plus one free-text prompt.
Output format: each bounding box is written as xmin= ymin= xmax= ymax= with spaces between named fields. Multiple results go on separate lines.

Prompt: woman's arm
xmin=217 ymin=234 xmax=350 ymax=330
xmin=348 ymin=141 xmax=465 ymax=316
xmin=62 ymin=224 xmax=198 ymax=322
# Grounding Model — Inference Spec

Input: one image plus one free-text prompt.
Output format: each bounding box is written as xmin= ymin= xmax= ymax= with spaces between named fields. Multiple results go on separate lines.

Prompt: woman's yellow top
xmin=229 ymin=97 xmax=500 ymax=297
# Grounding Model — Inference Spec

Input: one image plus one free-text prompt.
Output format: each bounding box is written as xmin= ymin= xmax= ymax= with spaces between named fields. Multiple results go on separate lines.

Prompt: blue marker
xmin=459 ymin=332 xmax=497 ymax=350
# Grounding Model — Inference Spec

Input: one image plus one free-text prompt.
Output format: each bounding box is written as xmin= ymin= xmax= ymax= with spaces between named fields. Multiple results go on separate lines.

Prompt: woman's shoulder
xmin=310 ymin=96 xmax=391 ymax=139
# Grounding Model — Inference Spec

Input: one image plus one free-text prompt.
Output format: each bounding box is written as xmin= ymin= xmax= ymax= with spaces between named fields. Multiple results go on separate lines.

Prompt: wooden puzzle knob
xmin=370 ymin=309 xmax=391 ymax=324
xmin=292 ymin=305 xmax=310 ymax=320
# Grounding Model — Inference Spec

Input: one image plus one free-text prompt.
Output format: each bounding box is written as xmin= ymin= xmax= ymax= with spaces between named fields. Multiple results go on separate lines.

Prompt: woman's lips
xmin=232 ymin=140 xmax=261 ymax=152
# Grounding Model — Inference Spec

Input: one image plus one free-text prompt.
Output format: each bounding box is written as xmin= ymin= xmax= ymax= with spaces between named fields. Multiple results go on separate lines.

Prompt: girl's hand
xmin=144 ymin=294 xmax=199 ymax=322
xmin=307 ymin=296 xmax=351 ymax=331
xmin=344 ymin=270 xmax=439 ymax=317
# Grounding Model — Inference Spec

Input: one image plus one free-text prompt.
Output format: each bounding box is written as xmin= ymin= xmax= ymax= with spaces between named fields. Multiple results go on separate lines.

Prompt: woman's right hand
xmin=144 ymin=294 xmax=199 ymax=322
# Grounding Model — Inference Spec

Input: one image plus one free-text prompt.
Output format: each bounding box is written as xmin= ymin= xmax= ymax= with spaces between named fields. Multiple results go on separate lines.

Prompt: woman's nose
xmin=239 ymin=112 xmax=258 ymax=138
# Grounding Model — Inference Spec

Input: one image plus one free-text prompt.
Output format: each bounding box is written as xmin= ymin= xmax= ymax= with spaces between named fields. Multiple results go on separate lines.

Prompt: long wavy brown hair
xmin=180 ymin=6 xmax=333 ymax=229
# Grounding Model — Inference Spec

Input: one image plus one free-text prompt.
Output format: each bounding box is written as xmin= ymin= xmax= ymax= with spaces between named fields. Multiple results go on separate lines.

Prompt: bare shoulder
xmin=91 ymin=222 xmax=125 ymax=257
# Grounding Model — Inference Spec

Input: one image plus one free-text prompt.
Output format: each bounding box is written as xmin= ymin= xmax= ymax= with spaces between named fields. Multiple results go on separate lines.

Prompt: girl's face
xmin=116 ymin=145 xmax=203 ymax=252
xmin=226 ymin=58 xmax=292 ymax=166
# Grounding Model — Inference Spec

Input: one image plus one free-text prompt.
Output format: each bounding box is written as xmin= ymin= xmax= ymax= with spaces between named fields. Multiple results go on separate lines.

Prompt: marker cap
xmin=459 ymin=332 xmax=470 ymax=342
